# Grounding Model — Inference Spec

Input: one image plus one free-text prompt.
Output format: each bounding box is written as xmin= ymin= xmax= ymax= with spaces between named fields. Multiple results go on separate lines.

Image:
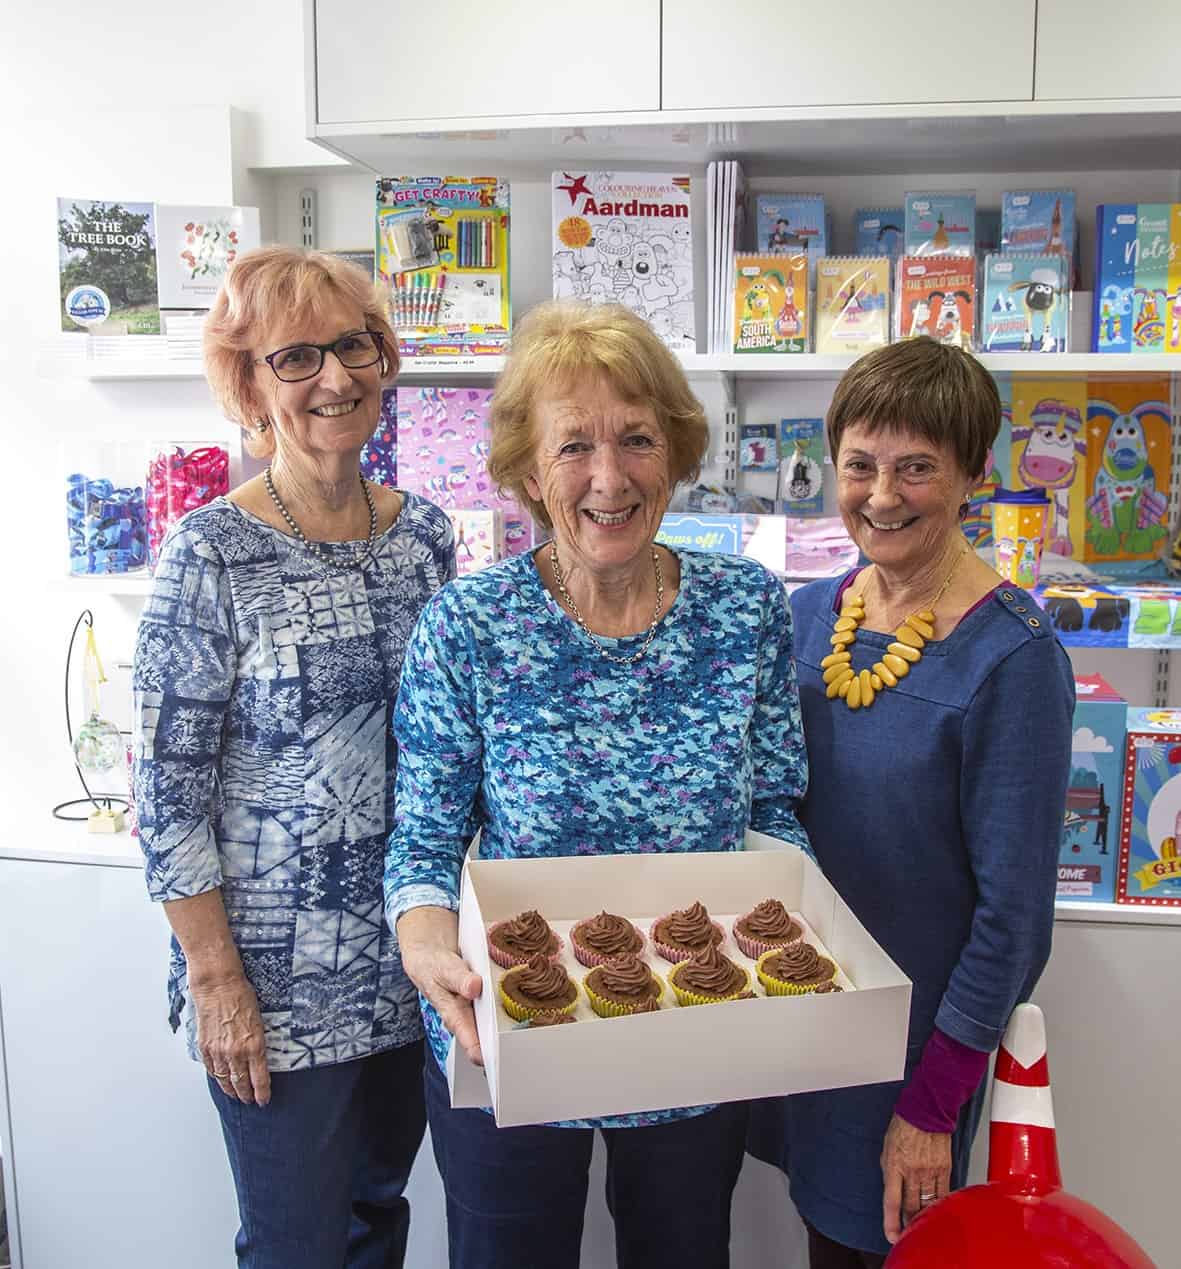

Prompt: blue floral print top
xmin=133 ymin=493 xmax=454 ymax=1071
xmin=384 ymin=548 xmax=811 ymax=1128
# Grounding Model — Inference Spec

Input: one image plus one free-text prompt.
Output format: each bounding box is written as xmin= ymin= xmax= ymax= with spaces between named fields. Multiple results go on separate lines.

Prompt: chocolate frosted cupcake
xmin=668 ymin=944 xmax=750 ymax=1006
xmin=499 ymin=953 xmax=578 ymax=1022
xmin=583 ymin=953 xmax=663 ymax=1018
xmin=756 ymin=942 xmax=837 ymax=996
xmin=570 ymin=910 xmax=645 ymax=968
xmin=732 ymin=899 xmax=803 ymax=959
xmin=650 ymin=900 xmax=725 ymax=964
xmin=487 ymin=909 xmax=563 ymax=969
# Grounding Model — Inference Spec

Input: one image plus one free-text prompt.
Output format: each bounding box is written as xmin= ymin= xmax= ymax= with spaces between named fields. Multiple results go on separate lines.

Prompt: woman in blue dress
xmin=133 ymin=247 xmax=453 ymax=1268
xmin=749 ymin=336 xmax=1074 ymax=1266
xmin=385 ymin=300 xmax=811 ymax=1269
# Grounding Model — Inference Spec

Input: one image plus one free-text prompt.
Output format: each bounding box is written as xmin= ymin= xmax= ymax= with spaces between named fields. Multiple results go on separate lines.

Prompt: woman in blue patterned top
xmin=385 ymin=301 xmax=811 ymax=1269
xmin=133 ymin=247 xmax=453 ymax=1269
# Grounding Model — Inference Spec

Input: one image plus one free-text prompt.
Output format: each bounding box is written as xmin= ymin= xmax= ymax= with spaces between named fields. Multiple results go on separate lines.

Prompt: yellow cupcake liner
xmin=583 ymin=972 xmax=664 ymax=1018
xmin=498 ymin=976 xmax=579 ymax=1023
xmin=667 ymin=960 xmax=751 ymax=1007
xmin=755 ymin=948 xmax=835 ymax=997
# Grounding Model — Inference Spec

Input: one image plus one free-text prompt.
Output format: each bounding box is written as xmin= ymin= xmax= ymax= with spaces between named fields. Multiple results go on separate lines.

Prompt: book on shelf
xmin=814 ymin=257 xmax=890 ymax=354
xmin=1092 ymin=202 xmax=1181 ymax=355
xmin=853 ymin=208 xmax=904 ymax=259
xmin=754 ymin=194 xmax=826 ymax=282
xmin=1000 ymin=190 xmax=1077 ymax=281
xmin=58 ymin=197 xmax=160 ymax=336
xmin=895 ymin=256 xmax=976 ymax=349
xmin=904 ymin=192 xmax=976 ymax=258
xmin=707 ymin=160 xmax=748 ymax=354
xmin=155 ymin=204 xmax=260 ymax=310
xmin=732 ymin=254 xmax=809 ymax=354
xmin=551 ymin=170 xmax=695 ymax=352
xmin=377 ymin=177 xmax=511 ymax=359
xmin=981 ymin=254 xmax=1070 ymax=353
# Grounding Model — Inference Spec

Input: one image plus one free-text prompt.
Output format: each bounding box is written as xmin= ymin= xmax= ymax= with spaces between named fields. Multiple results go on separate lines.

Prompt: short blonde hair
xmin=488 ymin=301 xmax=708 ymax=529
xmin=203 ymin=245 xmax=398 ymax=458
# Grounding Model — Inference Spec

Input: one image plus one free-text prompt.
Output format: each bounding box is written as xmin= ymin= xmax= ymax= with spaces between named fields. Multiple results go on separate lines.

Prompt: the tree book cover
xmin=58 ymin=197 xmax=160 ymax=335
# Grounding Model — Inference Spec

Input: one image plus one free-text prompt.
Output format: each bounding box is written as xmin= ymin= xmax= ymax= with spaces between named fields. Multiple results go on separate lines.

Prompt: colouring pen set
xmin=393 ymin=272 xmax=447 ymax=328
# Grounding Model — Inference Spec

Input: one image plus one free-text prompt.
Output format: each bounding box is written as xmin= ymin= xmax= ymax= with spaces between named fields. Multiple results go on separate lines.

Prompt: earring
xmin=255 ymin=419 xmax=270 ymax=433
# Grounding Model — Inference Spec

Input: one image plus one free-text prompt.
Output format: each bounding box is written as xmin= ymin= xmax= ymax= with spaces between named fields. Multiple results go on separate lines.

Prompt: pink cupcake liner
xmin=649 ymin=915 xmax=726 ymax=965
xmin=732 ymin=920 xmax=804 ymax=961
xmin=569 ymin=919 xmax=645 ymax=969
xmin=486 ymin=921 xmax=565 ymax=970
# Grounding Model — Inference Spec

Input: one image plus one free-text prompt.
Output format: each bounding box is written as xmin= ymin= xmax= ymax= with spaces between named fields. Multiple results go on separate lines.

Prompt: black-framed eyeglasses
xmin=255 ymin=330 xmax=385 ymax=383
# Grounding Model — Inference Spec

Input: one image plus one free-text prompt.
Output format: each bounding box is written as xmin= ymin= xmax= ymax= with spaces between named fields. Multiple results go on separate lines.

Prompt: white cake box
xmin=447 ymin=831 xmax=912 ymax=1126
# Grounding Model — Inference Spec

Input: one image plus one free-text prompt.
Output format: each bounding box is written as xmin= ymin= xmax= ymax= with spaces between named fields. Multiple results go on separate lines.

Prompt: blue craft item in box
xmin=65 ymin=473 xmax=148 ymax=575
xmin=904 ymin=192 xmax=976 ymax=257
xmin=360 ymin=387 xmax=398 ymax=489
xmin=1059 ymin=674 xmax=1126 ymax=903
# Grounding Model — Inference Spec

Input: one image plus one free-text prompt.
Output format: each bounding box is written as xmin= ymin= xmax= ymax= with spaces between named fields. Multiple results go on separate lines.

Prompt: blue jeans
xmin=424 ymin=1054 xmax=748 ymax=1269
xmin=209 ymin=1039 xmax=426 ymax=1269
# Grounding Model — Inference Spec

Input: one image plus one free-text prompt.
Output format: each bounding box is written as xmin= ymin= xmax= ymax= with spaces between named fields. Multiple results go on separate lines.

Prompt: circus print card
xmin=1119 ymin=714 xmax=1181 ymax=905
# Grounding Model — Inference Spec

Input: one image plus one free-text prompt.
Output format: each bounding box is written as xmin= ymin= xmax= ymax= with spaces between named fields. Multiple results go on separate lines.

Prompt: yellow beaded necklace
xmin=823 ymin=546 xmax=967 ymax=711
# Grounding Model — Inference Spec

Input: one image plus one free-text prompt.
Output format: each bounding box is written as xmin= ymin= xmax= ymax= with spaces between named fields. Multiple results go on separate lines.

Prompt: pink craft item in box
xmin=447 ymin=509 xmax=504 ymax=576
xmin=396 ymin=387 xmax=532 ymax=555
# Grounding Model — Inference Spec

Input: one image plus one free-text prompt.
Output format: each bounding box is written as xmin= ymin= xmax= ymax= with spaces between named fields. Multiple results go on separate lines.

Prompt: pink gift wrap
xmin=396 ymin=387 xmax=532 ymax=555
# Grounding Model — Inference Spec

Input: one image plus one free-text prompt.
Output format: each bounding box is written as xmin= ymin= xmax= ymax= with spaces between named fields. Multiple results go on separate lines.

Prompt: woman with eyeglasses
xmin=131 ymin=245 xmax=453 ymax=1268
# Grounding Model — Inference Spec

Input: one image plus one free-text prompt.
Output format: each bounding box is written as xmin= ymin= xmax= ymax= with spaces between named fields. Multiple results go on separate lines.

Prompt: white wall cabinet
xmin=312 ymin=0 xmax=661 ymax=125
xmin=660 ymin=0 xmax=1036 ymax=111
xmin=1035 ymin=1 xmax=1181 ymax=101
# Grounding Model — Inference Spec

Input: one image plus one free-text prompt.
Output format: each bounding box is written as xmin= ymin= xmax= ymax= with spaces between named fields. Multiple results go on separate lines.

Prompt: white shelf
xmin=40 ymin=347 xmax=1181 ymax=385
xmin=689 ymin=353 xmax=1181 ymax=378
xmin=311 ymin=100 xmax=1181 ymax=175
xmin=1054 ymin=899 xmax=1181 ymax=927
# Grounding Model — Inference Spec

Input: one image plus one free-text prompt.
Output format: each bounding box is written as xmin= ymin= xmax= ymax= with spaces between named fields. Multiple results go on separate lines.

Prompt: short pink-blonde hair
xmin=203 ymin=245 xmax=397 ymax=457
xmin=488 ymin=301 xmax=709 ymax=529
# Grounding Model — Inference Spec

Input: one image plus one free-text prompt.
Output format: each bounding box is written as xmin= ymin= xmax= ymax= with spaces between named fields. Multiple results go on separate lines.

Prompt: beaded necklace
xmin=823 ymin=546 xmax=967 ymax=711
xmin=263 ymin=466 xmax=377 ymax=574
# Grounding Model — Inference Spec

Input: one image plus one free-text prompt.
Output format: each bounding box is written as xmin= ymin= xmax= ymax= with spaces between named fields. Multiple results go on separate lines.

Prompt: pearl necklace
xmin=549 ymin=543 xmax=665 ymax=666
xmin=263 ymin=466 xmax=377 ymax=574
xmin=824 ymin=546 xmax=967 ymax=711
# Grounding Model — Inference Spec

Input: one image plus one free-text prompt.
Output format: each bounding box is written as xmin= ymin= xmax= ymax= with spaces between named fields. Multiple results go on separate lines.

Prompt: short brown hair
xmin=826 ymin=337 xmax=1000 ymax=481
xmin=203 ymin=245 xmax=397 ymax=458
xmin=487 ymin=301 xmax=709 ymax=529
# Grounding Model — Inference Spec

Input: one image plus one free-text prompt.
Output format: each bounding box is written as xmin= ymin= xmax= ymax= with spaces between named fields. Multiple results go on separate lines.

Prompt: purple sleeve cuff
xmin=894 ymin=1028 xmax=990 ymax=1134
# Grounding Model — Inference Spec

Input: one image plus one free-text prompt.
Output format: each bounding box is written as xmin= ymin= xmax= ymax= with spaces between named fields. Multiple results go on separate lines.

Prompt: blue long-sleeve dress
xmin=132 ymin=494 xmax=454 ymax=1069
xmin=748 ymin=571 xmax=1074 ymax=1254
xmin=384 ymin=547 xmax=811 ymax=1129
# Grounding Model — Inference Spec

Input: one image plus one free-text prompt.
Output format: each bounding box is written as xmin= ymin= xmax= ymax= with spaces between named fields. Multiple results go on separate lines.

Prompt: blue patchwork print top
xmin=384 ymin=548 xmax=811 ymax=1128
xmin=133 ymin=493 xmax=454 ymax=1071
